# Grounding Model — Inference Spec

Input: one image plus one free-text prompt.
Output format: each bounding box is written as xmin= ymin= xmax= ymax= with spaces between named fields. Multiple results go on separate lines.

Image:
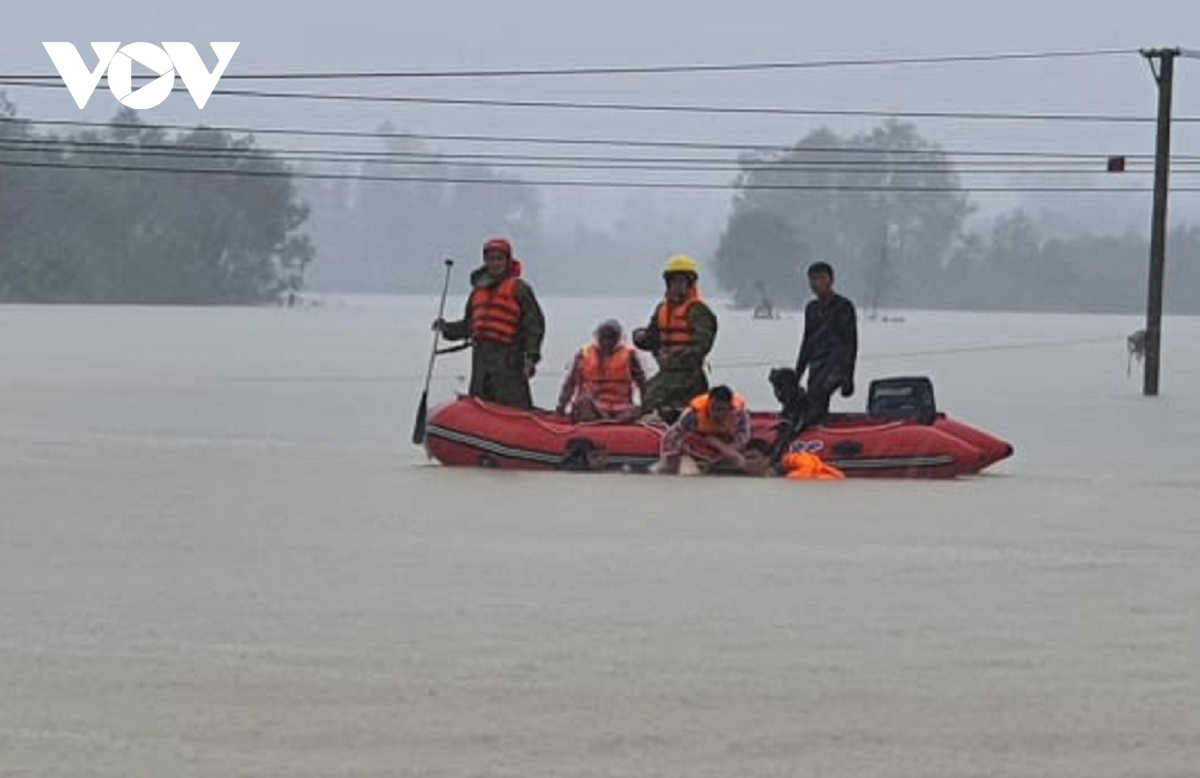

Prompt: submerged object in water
xmin=781 ymin=451 xmax=845 ymax=480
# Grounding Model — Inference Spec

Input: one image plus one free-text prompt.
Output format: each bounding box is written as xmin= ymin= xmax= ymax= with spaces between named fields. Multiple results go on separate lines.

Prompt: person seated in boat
xmin=433 ymin=237 xmax=546 ymax=410
xmin=632 ymin=254 xmax=718 ymax=421
xmin=657 ymin=385 xmax=760 ymax=475
xmin=555 ymin=319 xmax=648 ymax=422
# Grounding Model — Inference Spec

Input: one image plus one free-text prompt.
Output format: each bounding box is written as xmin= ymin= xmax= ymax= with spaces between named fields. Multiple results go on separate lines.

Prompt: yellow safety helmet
xmin=663 ymin=253 xmax=700 ymax=279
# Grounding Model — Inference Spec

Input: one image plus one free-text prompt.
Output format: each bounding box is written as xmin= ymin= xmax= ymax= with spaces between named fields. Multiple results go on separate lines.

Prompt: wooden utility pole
xmin=1141 ymin=47 xmax=1179 ymax=396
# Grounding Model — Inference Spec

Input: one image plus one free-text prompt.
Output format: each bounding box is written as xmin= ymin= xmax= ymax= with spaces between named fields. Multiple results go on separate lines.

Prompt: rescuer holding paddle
xmin=433 ymin=237 xmax=546 ymax=409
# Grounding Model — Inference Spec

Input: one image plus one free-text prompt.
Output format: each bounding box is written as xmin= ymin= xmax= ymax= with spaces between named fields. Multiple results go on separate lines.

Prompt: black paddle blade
xmin=411 ymin=391 xmax=429 ymax=445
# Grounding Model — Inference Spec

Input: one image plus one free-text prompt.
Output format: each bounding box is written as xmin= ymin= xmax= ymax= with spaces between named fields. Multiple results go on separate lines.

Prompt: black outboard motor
xmin=867 ymin=376 xmax=937 ymax=425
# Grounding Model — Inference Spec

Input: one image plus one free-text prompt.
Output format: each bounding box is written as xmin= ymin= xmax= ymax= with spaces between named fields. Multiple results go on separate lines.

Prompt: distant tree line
xmin=937 ymin=211 xmax=1200 ymax=313
xmin=4 ymin=92 xmax=1196 ymax=314
xmin=297 ymin=123 xmax=724 ymax=297
xmin=0 ymin=95 xmax=312 ymax=304
xmin=713 ymin=120 xmax=1200 ymax=314
xmin=299 ymin=121 xmax=544 ymax=295
xmin=714 ymin=120 xmax=970 ymax=310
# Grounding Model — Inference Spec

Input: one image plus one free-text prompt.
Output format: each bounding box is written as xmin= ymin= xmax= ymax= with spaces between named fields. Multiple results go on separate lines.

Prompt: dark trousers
xmin=767 ymin=366 xmax=846 ymax=464
xmin=469 ymin=342 xmax=533 ymax=409
xmin=803 ymin=369 xmax=847 ymax=427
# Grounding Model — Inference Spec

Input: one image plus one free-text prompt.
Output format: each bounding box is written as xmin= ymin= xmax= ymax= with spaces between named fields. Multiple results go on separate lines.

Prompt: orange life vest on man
xmin=469 ymin=260 xmax=524 ymax=346
xmin=578 ymin=343 xmax=635 ymax=412
xmin=655 ymin=288 xmax=702 ymax=351
xmin=688 ymin=391 xmax=747 ymax=437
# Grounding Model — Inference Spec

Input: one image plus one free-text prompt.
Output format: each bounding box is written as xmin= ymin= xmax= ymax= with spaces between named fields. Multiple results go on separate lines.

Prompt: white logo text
xmin=41 ymin=42 xmax=239 ymax=109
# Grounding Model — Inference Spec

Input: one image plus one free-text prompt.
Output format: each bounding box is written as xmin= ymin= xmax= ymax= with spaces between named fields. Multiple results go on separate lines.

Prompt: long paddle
xmin=412 ymin=258 xmax=455 ymax=445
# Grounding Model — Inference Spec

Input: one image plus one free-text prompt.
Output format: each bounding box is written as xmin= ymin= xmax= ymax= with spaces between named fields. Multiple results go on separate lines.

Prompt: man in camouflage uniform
xmin=434 ymin=237 xmax=546 ymax=409
xmin=632 ymin=254 xmax=718 ymax=418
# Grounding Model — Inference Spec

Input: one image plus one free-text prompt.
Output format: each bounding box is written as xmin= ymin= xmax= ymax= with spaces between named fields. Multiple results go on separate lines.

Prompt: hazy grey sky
xmin=4 ymin=0 xmax=1200 ymax=230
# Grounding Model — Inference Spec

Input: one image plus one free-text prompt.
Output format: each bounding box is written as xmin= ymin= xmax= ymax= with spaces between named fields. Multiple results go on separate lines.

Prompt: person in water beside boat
xmin=752 ymin=279 xmax=776 ymax=320
xmin=556 ymin=319 xmax=648 ymax=422
xmin=657 ymin=385 xmax=763 ymax=475
xmin=433 ymin=237 xmax=546 ymax=410
xmin=793 ymin=261 xmax=858 ymax=428
xmin=632 ymin=254 xmax=718 ymax=420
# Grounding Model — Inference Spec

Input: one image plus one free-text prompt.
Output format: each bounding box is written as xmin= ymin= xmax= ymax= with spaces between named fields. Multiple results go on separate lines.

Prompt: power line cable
xmin=0 ymin=139 xmax=1179 ymax=175
xmin=1 ymin=115 xmax=1185 ymax=160
xmin=0 ymin=136 xmax=1171 ymax=172
xmin=1 ymin=79 xmax=1184 ymax=123
xmin=318 ymin=336 xmax=1133 ymax=383
xmin=2 ymin=156 xmax=1196 ymax=193
xmin=712 ymin=336 xmax=1122 ymax=372
xmin=0 ymin=134 xmax=1141 ymax=166
xmin=0 ymin=47 xmax=1136 ymax=81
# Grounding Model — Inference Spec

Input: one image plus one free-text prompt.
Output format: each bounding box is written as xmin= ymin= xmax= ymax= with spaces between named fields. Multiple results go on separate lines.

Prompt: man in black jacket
xmin=794 ymin=262 xmax=858 ymax=427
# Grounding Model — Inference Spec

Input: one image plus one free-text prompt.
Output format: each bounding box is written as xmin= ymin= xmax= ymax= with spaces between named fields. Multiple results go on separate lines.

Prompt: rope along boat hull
xmin=424 ymin=397 xmax=1012 ymax=478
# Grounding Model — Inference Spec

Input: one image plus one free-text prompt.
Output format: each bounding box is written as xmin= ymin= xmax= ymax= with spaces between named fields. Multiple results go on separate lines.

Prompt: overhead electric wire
xmin=0 ymin=115 xmax=1185 ymax=161
xmin=0 ymin=133 xmax=1134 ymax=165
xmin=0 ymin=47 xmax=1136 ymax=82
xmin=0 ymin=136 xmax=1175 ymax=173
xmin=2 ymin=156 xmax=1197 ymax=193
xmin=0 ymin=79 xmax=1184 ymax=123
xmin=185 ymin=89 xmax=1193 ymax=125
xmin=712 ymin=335 xmax=1123 ymax=372
xmin=291 ymin=335 xmax=1144 ymax=383
xmin=0 ymin=138 xmax=1181 ymax=175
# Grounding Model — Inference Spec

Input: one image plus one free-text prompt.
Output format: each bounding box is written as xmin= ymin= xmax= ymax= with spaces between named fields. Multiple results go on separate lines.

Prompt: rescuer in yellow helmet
xmin=632 ymin=254 xmax=718 ymax=419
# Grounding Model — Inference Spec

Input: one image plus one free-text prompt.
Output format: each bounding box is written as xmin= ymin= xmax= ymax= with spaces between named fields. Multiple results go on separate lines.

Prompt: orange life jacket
xmin=655 ymin=288 xmax=702 ymax=351
xmin=688 ymin=391 xmax=747 ymax=437
xmin=578 ymin=344 xmax=635 ymax=412
xmin=469 ymin=261 xmax=524 ymax=346
xmin=781 ymin=451 xmax=846 ymax=480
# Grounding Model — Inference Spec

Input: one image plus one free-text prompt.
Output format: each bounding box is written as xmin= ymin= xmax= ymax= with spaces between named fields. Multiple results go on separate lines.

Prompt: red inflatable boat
xmin=423 ymin=376 xmax=1012 ymax=478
